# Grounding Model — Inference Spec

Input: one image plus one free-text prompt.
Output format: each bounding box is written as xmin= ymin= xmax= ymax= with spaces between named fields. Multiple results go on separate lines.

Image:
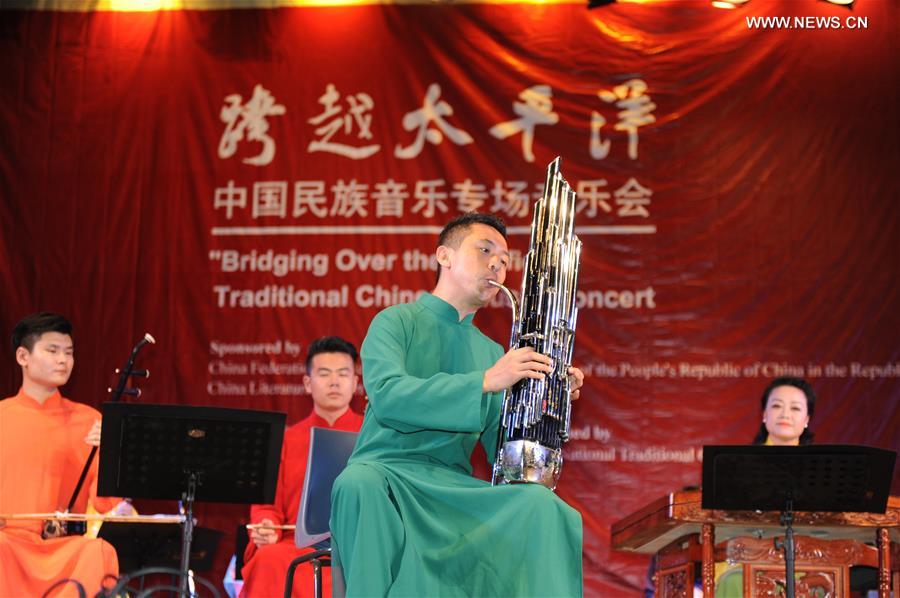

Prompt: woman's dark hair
xmin=751 ymin=376 xmax=816 ymax=445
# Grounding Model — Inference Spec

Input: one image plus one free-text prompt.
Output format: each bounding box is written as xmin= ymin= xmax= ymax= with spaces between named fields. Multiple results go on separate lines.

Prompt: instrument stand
xmin=773 ymin=498 xmax=796 ymax=598
xmin=701 ymin=444 xmax=896 ymax=598
xmin=97 ymin=403 xmax=286 ymax=595
xmin=178 ymin=472 xmax=199 ymax=596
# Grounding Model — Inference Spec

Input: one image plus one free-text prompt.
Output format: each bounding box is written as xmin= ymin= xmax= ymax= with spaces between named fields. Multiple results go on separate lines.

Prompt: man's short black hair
xmin=305 ymin=336 xmax=359 ymax=372
xmin=751 ymin=376 xmax=817 ymax=445
xmin=435 ymin=212 xmax=507 ymax=282
xmin=11 ymin=312 xmax=73 ymax=356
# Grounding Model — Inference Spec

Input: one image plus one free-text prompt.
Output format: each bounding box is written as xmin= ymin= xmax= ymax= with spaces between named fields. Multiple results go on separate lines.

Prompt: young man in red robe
xmin=0 ymin=312 xmax=129 ymax=597
xmin=240 ymin=336 xmax=364 ymax=598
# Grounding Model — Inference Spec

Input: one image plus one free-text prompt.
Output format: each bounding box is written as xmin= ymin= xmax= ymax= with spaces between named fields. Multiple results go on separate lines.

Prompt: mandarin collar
xmin=14 ymin=388 xmax=63 ymax=409
xmin=419 ymin=293 xmax=475 ymax=325
xmin=309 ymin=408 xmax=356 ymax=428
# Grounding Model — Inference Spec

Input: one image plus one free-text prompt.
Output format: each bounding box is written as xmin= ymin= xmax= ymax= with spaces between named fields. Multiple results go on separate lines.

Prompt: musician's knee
xmin=246 ymin=541 xmax=296 ymax=575
xmin=516 ymin=483 xmax=577 ymax=521
xmin=332 ymin=463 xmax=390 ymax=507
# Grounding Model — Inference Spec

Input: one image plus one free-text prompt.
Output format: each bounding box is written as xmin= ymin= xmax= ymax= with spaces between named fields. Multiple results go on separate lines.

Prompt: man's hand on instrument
xmin=483 ymin=347 xmax=553 ymax=393
xmin=567 ymin=366 xmax=585 ymax=401
xmin=249 ymin=518 xmax=280 ymax=547
xmin=84 ymin=419 xmax=101 ymax=447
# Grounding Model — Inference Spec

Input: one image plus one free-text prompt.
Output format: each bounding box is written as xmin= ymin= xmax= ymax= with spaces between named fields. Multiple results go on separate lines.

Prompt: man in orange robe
xmin=0 ymin=312 xmax=125 ymax=597
xmin=240 ymin=337 xmax=364 ymax=598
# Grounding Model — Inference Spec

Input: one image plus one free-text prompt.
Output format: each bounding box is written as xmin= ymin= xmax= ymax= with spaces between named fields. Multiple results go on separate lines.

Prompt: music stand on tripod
xmin=98 ymin=403 xmax=286 ymax=596
xmin=701 ymin=444 xmax=896 ymax=598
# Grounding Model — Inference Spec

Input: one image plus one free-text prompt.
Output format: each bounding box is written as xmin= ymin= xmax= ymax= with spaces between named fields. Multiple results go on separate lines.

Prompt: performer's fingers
xmin=567 ymin=366 xmax=585 ymax=388
xmin=521 ymin=355 xmax=552 ymax=372
xmin=521 ymin=370 xmax=546 ymax=380
xmin=84 ymin=419 xmax=102 ymax=447
xmin=512 ymin=346 xmax=552 ymax=365
xmin=532 ymin=358 xmax=554 ymax=371
xmin=537 ymin=355 xmax=554 ymax=366
xmin=525 ymin=349 xmax=553 ymax=365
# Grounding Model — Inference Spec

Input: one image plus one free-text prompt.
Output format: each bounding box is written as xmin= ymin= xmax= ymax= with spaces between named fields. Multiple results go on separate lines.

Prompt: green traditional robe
xmin=331 ymin=293 xmax=583 ymax=597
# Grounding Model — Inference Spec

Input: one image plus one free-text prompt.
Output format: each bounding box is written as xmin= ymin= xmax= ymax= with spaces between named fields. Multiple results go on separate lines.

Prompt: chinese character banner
xmin=0 ymin=1 xmax=897 ymax=594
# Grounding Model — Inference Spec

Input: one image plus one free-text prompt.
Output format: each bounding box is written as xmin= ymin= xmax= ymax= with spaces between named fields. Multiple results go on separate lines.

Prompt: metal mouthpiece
xmin=487 ymin=279 xmax=515 ymax=306
xmin=487 ymin=280 xmax=519 ymax=345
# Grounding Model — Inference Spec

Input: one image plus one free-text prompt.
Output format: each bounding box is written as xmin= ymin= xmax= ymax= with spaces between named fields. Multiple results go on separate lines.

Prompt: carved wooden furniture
xmin=612 ymin=490 xmax=900 ymax=598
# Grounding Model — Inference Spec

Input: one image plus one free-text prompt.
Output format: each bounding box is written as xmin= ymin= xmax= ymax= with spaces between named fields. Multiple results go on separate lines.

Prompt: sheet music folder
xmin=701 ymin=444 xmax=896 ymax=514
xmin=97 ymin=403 xmax=286 ymax=504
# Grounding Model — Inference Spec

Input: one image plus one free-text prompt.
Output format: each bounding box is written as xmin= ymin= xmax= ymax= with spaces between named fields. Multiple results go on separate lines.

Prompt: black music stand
xmin=98 ymin=522 xmax=222 ymax=573
xmin=701 ymin=444 xmax=896 ymax=598
xmin=98 ymin=403 xmax=286 ymax=596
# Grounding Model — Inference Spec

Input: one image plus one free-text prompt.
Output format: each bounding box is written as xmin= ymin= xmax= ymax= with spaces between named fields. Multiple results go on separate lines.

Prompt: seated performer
xmin=714 ymin=376 xmax=817 ymax=597
xmin=241 ymin=336 xmax=364 ymax=598
xmin=645 ymin=377 xmax=820 ymax=597
xmin=0 ymin=312 xmax=128 ymax=597
xmin=331 ymin=213 xmax=585 ymax=597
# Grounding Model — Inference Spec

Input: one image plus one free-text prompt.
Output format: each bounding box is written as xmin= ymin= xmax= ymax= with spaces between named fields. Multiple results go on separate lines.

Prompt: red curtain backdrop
xmin=1 ymin=1 xmax=897 ymax=594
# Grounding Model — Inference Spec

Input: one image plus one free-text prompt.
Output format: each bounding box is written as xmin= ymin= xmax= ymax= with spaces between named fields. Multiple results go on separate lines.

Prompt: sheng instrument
xmin=490 ymin=157 xmax=582 ymax=491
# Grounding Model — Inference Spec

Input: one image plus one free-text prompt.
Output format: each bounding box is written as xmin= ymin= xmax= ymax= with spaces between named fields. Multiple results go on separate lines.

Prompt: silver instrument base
xmin=496 ymin=439 xmax=562 ymax=490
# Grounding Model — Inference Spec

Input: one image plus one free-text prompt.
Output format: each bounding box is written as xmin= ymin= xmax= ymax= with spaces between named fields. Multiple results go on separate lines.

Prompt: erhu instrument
xmin=490 ymin=157 xmax=581 ymax=491
xmin=44 ymin=333 xmax=155 ymax=538
xmin=7 ymin=512 xmax=184 ymax=525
